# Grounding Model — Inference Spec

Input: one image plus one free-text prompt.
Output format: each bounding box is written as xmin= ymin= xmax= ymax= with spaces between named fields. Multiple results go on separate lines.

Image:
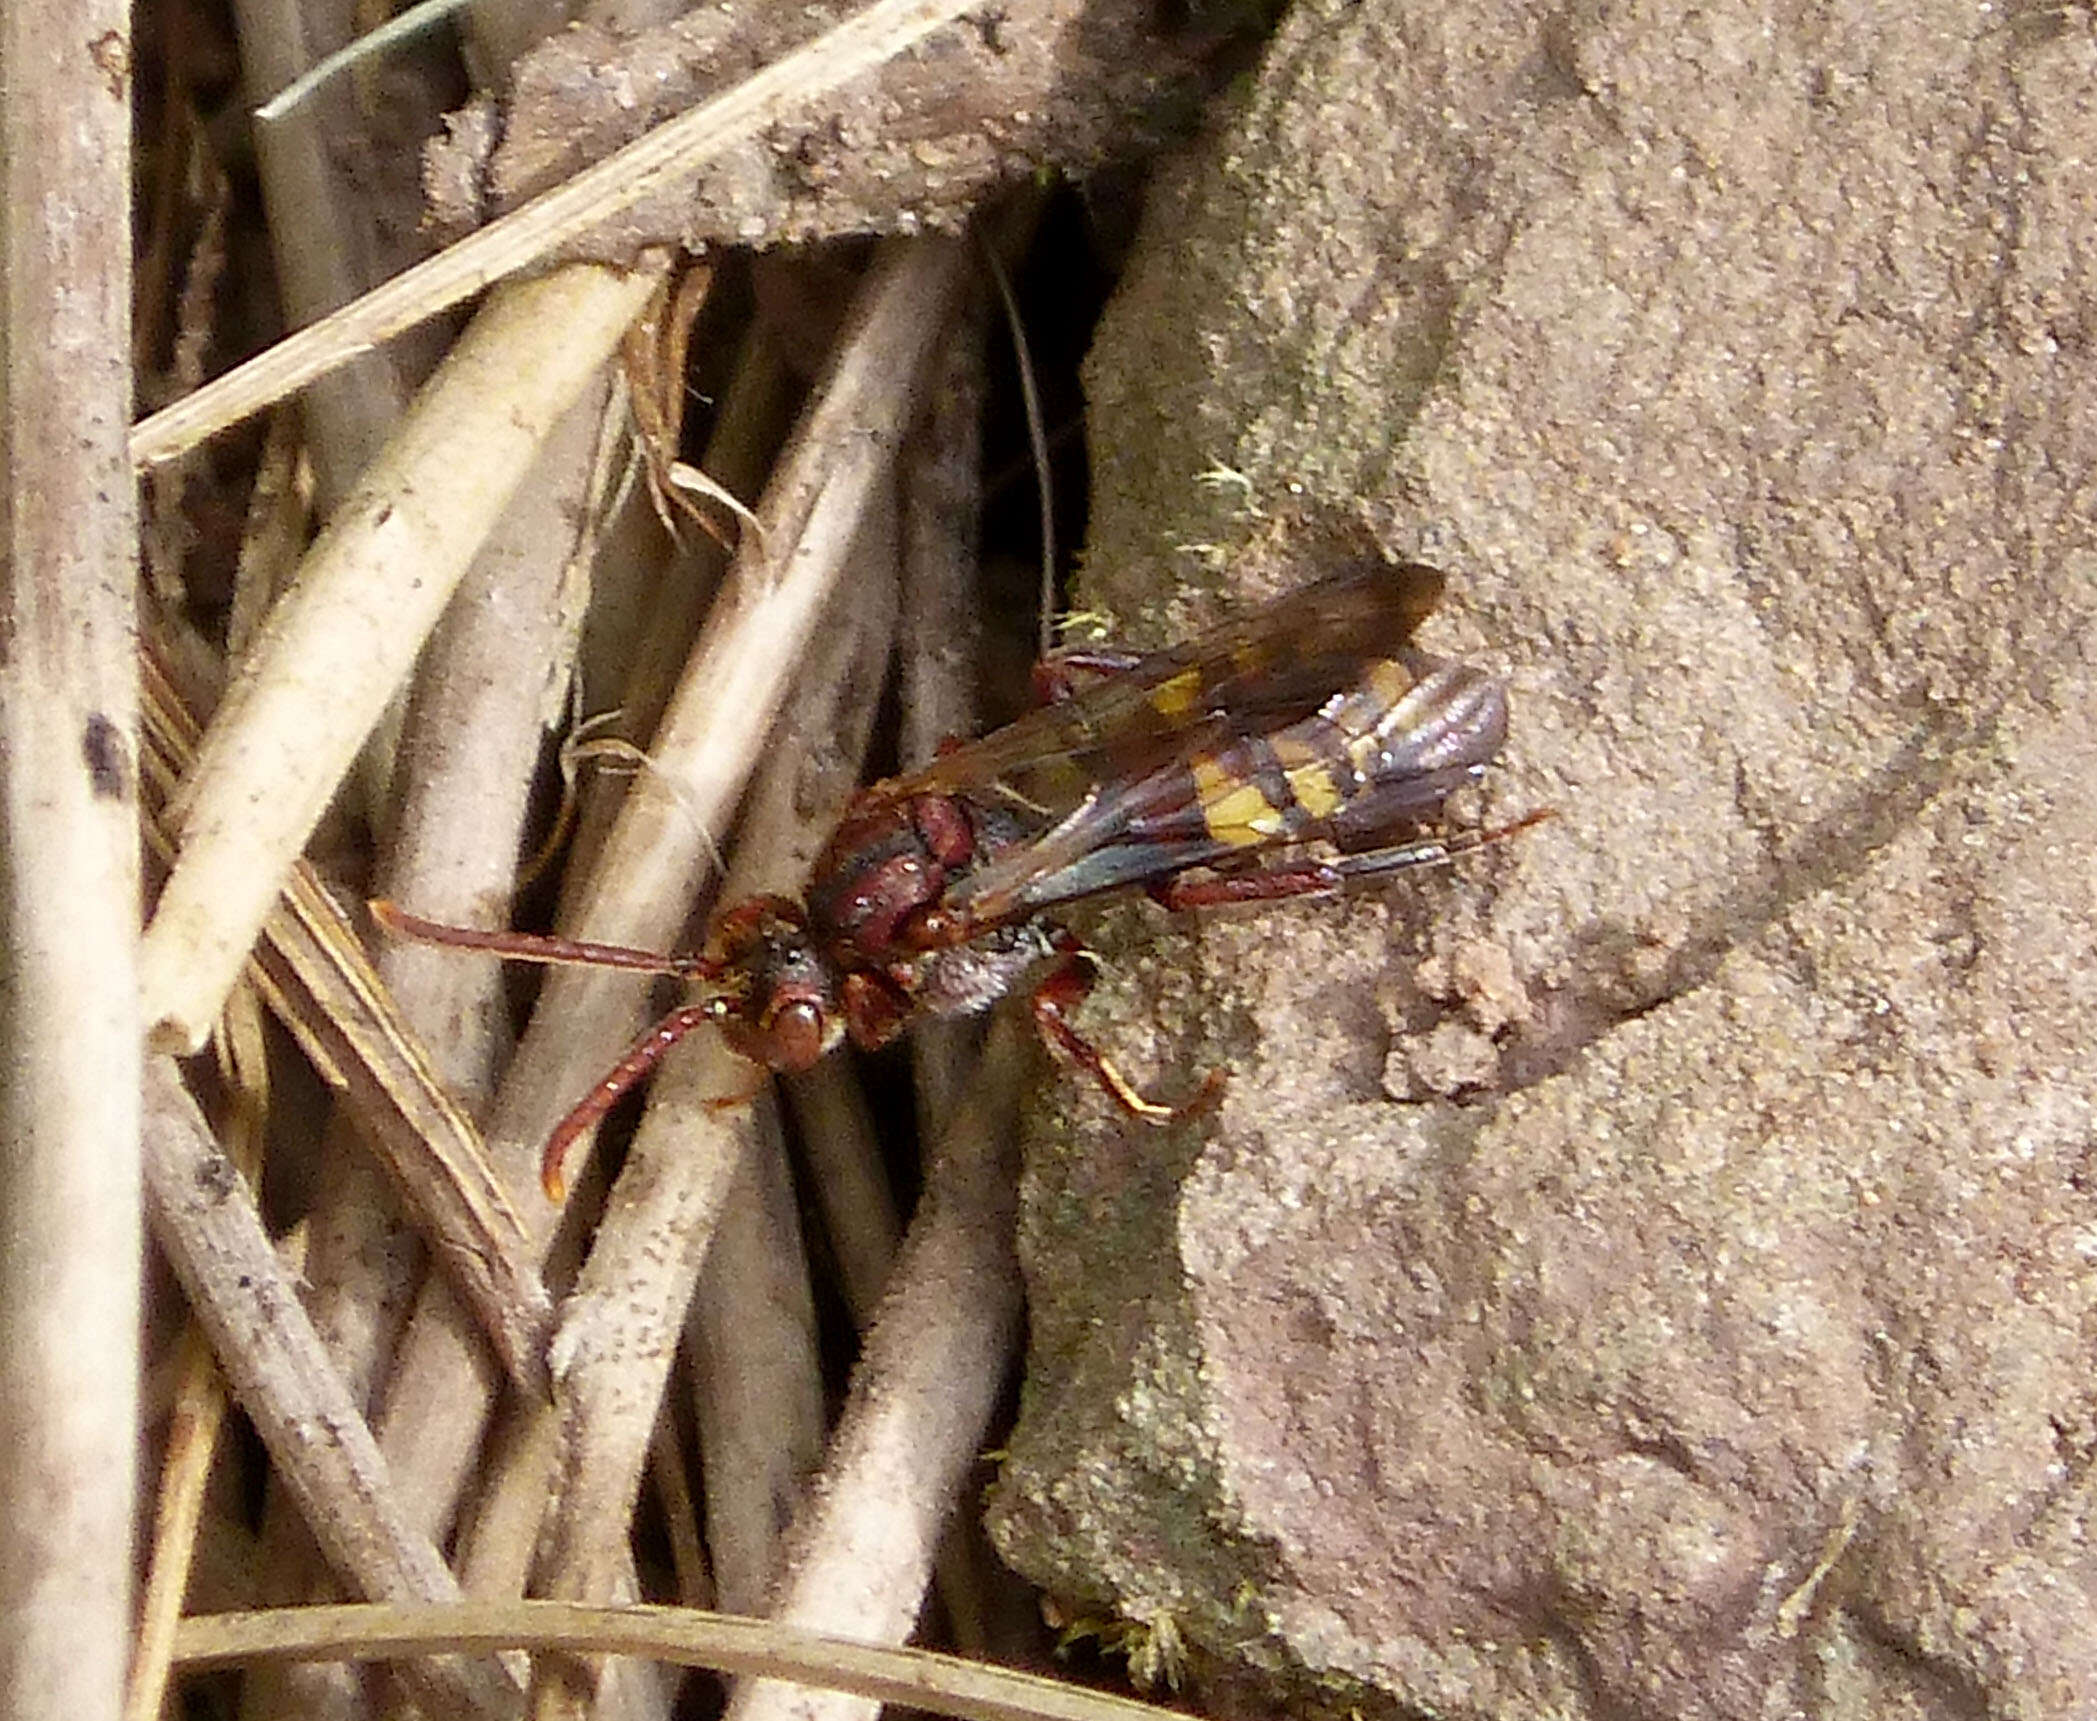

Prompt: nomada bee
xmin=376 ymin=559 xmax=1540 ymax=1199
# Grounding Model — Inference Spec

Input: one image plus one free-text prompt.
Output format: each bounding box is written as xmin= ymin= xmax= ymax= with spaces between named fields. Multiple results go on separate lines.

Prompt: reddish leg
xmin=377 ymin=899 xmax=744 ymax=1202
xmin=1146 ymin=807 xmax=1555 ymax=910
xmin=1146 ymin=858 xmax=1346 ymax=911
xmin=1031 ymin=645 xmax=1146 ymax=706
xmin=1028 ymin=928 xmax=1224 ymax=1124
xmin=1326 ymin=806 xmax=1555 ymax=884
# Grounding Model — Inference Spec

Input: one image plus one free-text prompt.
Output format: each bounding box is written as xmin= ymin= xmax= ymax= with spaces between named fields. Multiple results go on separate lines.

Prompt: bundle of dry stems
xmin=0 ymin=0 xmax=1215 ymax=1717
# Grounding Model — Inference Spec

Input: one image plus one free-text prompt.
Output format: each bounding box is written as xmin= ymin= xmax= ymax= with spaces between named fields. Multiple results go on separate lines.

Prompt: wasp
xmin=376 ymin=560 xmax=1538 ymax=1199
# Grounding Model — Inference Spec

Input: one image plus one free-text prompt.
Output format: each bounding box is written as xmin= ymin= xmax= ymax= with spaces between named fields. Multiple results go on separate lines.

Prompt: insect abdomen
xmin=1151 ymin=657 xmax=1507 ymax=852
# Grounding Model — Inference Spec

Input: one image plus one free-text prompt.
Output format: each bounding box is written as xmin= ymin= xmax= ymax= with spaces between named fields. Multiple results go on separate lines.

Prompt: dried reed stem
xmin=684 ymin=504 xmax=901 ymax=1615
xmin=139 ymin=261 xmax=664 ymax=1056
xmin=142 ymin=1063 xmax=523 ymax=1721
xmin=0 ymin=1 xmax=142 ymax=1716
xmin=522 ymin=512 xmax=901 ymax=1716
xmin=899 ymin=305 xmax=992 ymax=1135
xmin=172 ymin=1598 xmax=1192 ymax=1721
xmin=723 ymin=1012 xmax=1028 ymax=1721
xmin=365 ymin=239 xmax=967 ymax=1577
xmin=129 ymin=0 xmax=989 ymax=466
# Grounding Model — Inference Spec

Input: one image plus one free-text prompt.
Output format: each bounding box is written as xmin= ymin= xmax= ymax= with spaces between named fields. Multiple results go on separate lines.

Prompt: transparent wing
xmin=870 ymin=561 xmax=1448 ymax=825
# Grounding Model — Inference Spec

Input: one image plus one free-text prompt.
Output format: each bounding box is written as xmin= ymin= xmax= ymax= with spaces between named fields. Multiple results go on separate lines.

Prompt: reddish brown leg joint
xmin=1032 ymin=645 xmax=1146 ymax=706
xmin=1147 ymin=859 xmax=1346 ymax=911
xmin=1028 ymin=930 xmax=1222 ymax=1124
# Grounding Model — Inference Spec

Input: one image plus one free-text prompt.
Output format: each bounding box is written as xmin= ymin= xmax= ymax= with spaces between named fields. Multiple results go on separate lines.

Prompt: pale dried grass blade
xmin=247 ymin=882 xmax=554 ymax=1398
xmin=139 ymin=260 xmax=664 ymax=1057
xmin=173 ymin=1599 xmax=1194 ymax=1721
xmin=140 ymin=649 xmax=553 ymax=1397
xmin=665 ymin=460 xmax=765 ymax=549
xmin=129 ymin=0 xmax=990 ymax=466
xmin=125 ymin=1327 xmax=231 ymax=1721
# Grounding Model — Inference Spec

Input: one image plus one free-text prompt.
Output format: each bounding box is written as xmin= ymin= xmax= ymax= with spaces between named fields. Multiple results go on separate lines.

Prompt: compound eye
xmin=760 ymin=999 xmax=828 ymax=1073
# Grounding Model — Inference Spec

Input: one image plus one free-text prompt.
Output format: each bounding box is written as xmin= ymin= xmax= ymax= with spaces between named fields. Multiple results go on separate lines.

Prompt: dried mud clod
xmin=425 ymin=0 xmax=1217 ymax=259
xmin=992 ymin=0 xmax=2097 ymax=1716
